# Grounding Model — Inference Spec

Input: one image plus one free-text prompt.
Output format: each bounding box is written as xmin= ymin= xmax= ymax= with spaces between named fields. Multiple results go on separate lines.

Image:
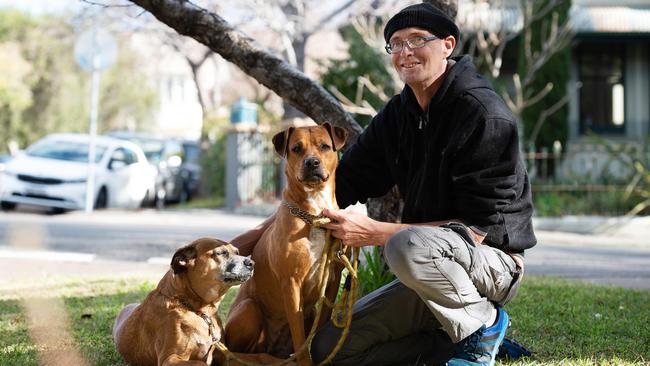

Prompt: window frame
xmin=577 ymin=40 xmax=627 ymax=135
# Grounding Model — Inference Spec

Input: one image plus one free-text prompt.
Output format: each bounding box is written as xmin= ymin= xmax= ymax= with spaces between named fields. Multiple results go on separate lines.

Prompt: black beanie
xmin=383 ymin=3 xmax=460 ymax=43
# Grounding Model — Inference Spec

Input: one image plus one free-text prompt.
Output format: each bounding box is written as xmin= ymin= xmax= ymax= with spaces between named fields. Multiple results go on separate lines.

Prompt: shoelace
xmin=458 ymin=327 xmax=484 ymax=361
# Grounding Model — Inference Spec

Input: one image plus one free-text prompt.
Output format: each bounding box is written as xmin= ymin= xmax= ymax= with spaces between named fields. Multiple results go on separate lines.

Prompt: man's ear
xmin=322 ymin=122 xmax=347 ymax=151
xmin=272 ymin=127 xmax=294 ymax=157
xmin=171 ymin=244 xmax=198 ymax=274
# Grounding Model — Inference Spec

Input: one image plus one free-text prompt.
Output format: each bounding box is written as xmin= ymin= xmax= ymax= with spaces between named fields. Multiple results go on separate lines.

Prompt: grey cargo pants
xmin=311 ymin=225 xmax=523 ymax=366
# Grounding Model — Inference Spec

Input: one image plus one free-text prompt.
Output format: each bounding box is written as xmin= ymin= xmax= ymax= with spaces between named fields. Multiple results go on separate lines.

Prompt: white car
xmin=0 ymin=133 xmax=156 ymax=212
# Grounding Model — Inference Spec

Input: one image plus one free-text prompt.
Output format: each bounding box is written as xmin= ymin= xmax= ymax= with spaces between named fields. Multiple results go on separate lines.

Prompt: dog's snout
xmin=244 ymin=257 xmax=254 ymax=269
xmin=304 ymin=156 xmax=321 ymax=169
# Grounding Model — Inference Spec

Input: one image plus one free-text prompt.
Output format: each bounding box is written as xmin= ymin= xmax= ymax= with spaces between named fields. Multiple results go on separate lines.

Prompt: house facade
xmin=563 ymin=0 xmax=650 ymax=178
xmin=459 ymin=0 xmax=650 ymax=178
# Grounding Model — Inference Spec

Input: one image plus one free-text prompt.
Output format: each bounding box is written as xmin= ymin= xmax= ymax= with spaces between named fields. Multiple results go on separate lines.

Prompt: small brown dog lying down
xmin=112 ymin=238 xmax=285 ymax=366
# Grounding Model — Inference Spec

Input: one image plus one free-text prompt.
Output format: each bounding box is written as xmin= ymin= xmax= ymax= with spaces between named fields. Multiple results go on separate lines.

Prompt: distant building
xmin=460 ymin=0 xmax=650 ymax=178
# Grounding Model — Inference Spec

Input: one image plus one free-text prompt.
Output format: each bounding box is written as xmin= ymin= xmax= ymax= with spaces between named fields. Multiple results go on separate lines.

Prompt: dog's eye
xmin=213 ymin=250 xmax=228 ymax=258
xmin=291 ymin=145 xmax=302 ymax=154
xmin=320 ymin=143 xmax=331 ymax=151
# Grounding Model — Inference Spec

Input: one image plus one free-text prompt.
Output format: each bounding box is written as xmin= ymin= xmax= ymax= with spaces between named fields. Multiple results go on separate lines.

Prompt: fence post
xmin=541 ymin=147 xmax=549 ymax=180
xmin=225 ymin=99 xmax=259 ymax=210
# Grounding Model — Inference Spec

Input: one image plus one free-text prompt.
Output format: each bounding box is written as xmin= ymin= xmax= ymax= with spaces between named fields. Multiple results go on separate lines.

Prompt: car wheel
xmin=1 ymin=201 xmax=16 ymax=211
xmin=140 ymin=190 xmax=152 ymax=208
xmin=179 ymin=187 xmax=190 ymax=204
xmin=95 ymin=187 xmax=108 ymax=209
xmin=155 ymin=187 xmax=166 ymax=209
xmin=49 ymin=207 xmax=66 ymax=215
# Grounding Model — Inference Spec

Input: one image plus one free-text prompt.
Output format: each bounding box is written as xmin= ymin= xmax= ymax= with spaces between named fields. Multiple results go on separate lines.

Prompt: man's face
xmin=389 ymin=27 xmax=455 ymax=87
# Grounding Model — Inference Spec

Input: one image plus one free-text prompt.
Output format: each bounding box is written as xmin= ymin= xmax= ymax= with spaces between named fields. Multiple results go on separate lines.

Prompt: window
xmin=122 ymin=148 xmax=138 ymax=164
xmin=111 ymin=148 xmax=127 ymax=163
xmin=27 ymin=140 xmax=106 ymax=163
xmin=578 ymin=42 xmax=626 ymax=134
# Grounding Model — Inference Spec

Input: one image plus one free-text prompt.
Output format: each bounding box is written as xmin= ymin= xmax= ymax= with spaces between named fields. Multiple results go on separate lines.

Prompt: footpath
xmin=1 ymin=210 xmax=649 ymax=293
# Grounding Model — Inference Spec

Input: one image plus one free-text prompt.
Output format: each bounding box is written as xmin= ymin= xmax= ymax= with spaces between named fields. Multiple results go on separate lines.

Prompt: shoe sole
xmin=488 ymin=313 xmax=510 ymax=366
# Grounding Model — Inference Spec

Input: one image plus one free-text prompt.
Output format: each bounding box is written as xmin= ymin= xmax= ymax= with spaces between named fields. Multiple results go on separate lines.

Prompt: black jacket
xmin=336 ymin=55 xmax=536 ymax=253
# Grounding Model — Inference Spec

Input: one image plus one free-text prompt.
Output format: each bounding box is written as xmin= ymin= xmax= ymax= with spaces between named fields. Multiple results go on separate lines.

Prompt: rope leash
xmin=218 ymin=217 xmax=359 ymax=366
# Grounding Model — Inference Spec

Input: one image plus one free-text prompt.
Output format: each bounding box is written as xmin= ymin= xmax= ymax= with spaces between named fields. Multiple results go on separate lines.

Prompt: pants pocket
xmin=496 ymin=265 xmax=524 ymax=307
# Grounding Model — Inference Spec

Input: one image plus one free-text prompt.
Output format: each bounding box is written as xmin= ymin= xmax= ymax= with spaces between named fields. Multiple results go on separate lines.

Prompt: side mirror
xmin=109 ymin=160 xmax=127 ymax=170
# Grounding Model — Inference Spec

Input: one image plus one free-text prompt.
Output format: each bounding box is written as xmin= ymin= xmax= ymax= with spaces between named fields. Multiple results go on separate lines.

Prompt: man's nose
xmin=398 ymin=44 xmax=414 ymax=56
xmin=304 ymin=156 xmax=321 ymax=169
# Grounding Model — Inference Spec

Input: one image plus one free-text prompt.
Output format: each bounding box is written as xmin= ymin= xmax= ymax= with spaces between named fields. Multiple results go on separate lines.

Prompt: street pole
xmin=75 ymin=28 xmax=116 ymax=214
xmin=84 ymin=56 xmax=101 ymax=213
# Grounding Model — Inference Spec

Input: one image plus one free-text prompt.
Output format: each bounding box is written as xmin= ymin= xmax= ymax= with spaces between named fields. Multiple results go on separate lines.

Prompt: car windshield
xmin=183 ymin=144 xmax=200 ymax=164
xmin=26 ymin=139 xmax=107 ymax=163
xmin=122 ymin=138 xmax=163 ymax=164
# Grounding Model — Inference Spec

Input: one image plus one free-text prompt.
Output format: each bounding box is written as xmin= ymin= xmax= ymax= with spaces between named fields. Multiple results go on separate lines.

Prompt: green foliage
xmin=201 ymin=133 xmax=228 ymax=199
xmin=519 ymin=0 xmax=572 ymax=150
xmin=591 ymin=135 xmax=650 ymax=216
xmin=0 ymin=10 xmax=158 ymax=153
xmin=357 ymin=246 xmax=395 ymax=296
xmin=320 ymin=23 xmax=394 ymax=128
xmin=532 ymin=188 xmax=641 ymax=216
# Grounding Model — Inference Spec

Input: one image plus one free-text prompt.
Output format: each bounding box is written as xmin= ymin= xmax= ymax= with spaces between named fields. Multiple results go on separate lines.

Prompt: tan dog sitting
xmin=225 ymin=123 xmax=347 ymax=365
xmin=112 ymin=238 xmax=284 ymax=366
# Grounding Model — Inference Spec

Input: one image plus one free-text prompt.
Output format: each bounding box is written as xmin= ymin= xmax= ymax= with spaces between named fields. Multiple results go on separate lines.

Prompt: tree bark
xmin=128 ymin=0 xmax=363 ymax=142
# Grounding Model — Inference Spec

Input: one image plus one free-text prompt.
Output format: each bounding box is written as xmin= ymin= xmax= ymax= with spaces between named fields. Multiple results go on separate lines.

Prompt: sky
xmin=0 ymin=0 xmax=81 ymax=15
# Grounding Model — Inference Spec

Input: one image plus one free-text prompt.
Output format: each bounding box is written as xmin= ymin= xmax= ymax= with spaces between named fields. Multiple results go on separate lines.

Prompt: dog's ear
xmin=322 ymin=122 xmax=347 ymax=151
xmin=171 ymin=244 xmax=198 ymax=274
xmin=272 ymin=127 xmax=295 ymax=158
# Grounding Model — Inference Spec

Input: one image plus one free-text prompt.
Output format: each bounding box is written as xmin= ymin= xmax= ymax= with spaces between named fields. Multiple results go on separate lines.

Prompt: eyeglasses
xmin=385 ymin=35 xmax=438 ymax=54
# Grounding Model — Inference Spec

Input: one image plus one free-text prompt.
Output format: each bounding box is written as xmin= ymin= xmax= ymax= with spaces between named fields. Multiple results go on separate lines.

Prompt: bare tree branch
xmin=127 ymin=0 xmax=363 ymax=141
xmin=311 ymin=0 xmax=357 ymax=33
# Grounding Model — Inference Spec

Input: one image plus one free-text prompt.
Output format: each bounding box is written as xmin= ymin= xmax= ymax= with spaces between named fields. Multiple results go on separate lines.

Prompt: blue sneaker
xmin=446 ymin=307 xmax=510 ymax=366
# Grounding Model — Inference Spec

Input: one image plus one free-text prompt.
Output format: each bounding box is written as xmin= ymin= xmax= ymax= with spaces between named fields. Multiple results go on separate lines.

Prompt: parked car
xmin=180 ymin=139 xmax=202 ymax=201
xmin=105 ymin=131 xmax=197 ymax=206
xmin=0 ymin=154 xmax=12 ymax=193
xmin=0 ymin=133 xmax=155 ymax=213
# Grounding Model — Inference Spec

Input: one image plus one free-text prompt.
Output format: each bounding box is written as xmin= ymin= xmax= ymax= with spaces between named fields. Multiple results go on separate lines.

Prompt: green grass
xmin=504 ymin=276 xmax=649 ymax=364
xmin=0 ymin=276 xmax=648 ymax=365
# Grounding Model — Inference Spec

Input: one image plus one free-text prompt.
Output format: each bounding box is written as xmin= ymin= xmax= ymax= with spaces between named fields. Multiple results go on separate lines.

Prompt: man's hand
xmin=321 ymin=208 xmax=405 ymax=247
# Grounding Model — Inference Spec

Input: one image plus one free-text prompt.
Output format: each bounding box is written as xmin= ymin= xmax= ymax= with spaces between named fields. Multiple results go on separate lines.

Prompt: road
xmin=1 ymin=210 xmax=649 ymax=290
xmin=0 ymin=209 xmax=263 ymax=262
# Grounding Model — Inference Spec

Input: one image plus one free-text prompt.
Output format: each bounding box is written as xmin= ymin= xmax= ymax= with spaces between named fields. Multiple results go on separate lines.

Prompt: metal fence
xmin=224 ymin=135 xmax=639 ymax=216
xmin=225 ymin=130 xmax=282 ymax=213
xmin=524 ymin=149 xmax=635 ymax=216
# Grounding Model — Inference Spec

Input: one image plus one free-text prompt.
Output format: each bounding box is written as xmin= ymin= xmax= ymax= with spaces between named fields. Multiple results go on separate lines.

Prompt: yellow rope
xmin=218 ymin=220 xmax=359 ymax=366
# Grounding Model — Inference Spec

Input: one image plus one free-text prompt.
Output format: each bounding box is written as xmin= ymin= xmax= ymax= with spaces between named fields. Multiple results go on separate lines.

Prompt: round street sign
xmin=74 ymin=28 xmax=117 ymax=72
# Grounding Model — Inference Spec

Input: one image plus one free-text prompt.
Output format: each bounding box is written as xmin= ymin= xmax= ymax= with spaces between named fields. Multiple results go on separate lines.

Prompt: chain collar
xmin=282 ymin=200 xmax=326 ymax=226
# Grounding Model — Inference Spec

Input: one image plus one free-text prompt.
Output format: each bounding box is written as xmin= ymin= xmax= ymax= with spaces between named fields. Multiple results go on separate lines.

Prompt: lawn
xmin=1 ymin=275 xmax=648 ymax=365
